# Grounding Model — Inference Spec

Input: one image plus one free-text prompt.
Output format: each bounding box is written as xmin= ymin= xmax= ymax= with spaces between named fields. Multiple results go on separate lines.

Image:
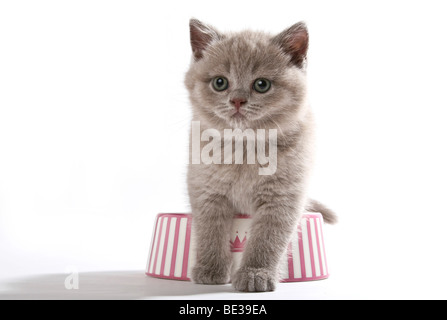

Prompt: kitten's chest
xmin=225 ymin=164 xmax=259 ymax=215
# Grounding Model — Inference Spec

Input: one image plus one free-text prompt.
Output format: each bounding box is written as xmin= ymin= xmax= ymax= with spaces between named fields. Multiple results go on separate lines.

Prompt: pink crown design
xmin=230 ymin=233 xmax=247 ymax=252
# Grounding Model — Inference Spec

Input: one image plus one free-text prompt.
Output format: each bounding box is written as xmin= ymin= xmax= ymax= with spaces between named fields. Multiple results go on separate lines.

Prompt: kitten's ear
xmin=189 ymin=19 xmax=222 ymax=61
xmin=272 ymin=22 xmax=309 ymax=68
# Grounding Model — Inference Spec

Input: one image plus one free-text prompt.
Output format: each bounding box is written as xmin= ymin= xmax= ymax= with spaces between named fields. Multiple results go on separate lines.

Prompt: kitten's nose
xmin=230 ymin=98 xmax=247 ymax=110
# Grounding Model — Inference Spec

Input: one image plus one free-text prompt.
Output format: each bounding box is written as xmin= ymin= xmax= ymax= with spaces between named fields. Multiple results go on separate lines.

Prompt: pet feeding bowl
xmin=146 ymin=212 xmax=329 ymax=282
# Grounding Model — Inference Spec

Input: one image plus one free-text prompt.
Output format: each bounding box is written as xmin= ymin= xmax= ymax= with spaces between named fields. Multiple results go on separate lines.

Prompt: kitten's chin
xmin=228 ymin=113 xmax=249 ymax=129
xmin=230 ymin=112 xmax=246 ymax=121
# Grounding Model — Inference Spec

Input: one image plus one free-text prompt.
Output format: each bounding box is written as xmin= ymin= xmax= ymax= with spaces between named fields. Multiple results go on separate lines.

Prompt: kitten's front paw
xmin=232 ymin=267 xmax=277 ymax=292
xmin=192 ymin=264 xmax=231 ymax=285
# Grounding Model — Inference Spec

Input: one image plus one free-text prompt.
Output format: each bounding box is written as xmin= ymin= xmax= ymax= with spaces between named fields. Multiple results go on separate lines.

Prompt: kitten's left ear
xmin=272 ymin=22 xmax=309 ymax=69
xmin=189 ymin=19 xmax=223 ymax=61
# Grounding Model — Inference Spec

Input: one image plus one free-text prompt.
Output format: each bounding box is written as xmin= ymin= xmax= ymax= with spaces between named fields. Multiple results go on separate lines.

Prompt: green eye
xmin=253 ymin=78 xmax=271 ymax=93
xmin=212 ymin=77 xmax=229 ymax=91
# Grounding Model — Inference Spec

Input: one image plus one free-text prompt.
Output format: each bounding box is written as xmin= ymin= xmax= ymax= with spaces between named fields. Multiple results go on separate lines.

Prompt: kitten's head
xmin=185 ymin=19 xmax=309 ymax=130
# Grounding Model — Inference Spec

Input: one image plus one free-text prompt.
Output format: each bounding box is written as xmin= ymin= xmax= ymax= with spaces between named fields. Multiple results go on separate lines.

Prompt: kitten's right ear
xmin=189 ymin=19 xmax=222 ymax=61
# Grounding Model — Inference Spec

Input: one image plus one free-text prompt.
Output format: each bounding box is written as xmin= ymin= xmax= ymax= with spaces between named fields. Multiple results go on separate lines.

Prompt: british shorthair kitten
xmin=185 ymin=19 xmax=336 ymax=292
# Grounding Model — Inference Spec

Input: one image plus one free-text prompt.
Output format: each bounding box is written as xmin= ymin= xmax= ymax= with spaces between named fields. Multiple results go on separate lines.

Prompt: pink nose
xmin=230 ymin=98 xmax=247 ymax=110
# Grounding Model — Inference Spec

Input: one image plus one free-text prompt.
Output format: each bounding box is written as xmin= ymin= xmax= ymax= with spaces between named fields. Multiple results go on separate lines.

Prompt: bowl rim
xmin=155 ymin=212 xmax=323 ymax=220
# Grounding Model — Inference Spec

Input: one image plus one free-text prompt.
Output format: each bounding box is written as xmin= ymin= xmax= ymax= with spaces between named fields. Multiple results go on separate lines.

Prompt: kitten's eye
xmin=253 ymin=78 xmax=271 ymax=93
xmin=212 ymin=77 xmax=229 ymax=92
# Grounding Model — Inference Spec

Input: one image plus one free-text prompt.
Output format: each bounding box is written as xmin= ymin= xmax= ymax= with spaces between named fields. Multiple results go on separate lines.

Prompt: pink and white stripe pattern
xmin=146 ymin=213 xmax=329 ymax=282
xmin=280 ymin=213 xmax=329 ymax=282
xmin=146 ymin=214 xmax=193 ymax=280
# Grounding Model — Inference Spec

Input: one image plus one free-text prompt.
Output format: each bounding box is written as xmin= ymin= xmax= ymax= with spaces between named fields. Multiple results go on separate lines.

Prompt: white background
xmin=1 ymin=0 xmax=447 ymax=299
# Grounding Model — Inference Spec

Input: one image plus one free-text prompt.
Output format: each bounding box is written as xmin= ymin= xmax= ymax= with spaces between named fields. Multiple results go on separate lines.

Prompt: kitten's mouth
xmin=229 ymin=111 xmax=249 ymax=128
xmin=230 ymin=111 xmax=246 ymax=120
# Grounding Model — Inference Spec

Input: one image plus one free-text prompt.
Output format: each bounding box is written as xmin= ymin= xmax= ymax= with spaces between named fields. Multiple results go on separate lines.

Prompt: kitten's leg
xmin=191 ymin=194 xmax=234 ymax=284
xmin=232 ymin=192 xmax=304 ymax=292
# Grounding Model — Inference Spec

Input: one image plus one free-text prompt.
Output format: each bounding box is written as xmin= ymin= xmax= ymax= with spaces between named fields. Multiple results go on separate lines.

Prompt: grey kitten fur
xmin=185 ymin=19 xmax=336 ymax=292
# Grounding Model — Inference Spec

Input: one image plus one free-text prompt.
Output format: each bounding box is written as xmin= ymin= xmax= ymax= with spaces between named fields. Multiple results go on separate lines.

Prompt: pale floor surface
xmin=0 ymin=269 xmax=444 ymax=300
xmin=0 ymin=270 xmax=357 ymax=300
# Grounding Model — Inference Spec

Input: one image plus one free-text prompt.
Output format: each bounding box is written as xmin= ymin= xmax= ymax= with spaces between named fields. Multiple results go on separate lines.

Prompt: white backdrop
xmin=1 ymin=0 xmax=447 ymax=299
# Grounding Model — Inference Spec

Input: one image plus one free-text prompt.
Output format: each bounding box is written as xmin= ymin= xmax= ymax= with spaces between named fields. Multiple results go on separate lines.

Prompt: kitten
xmin=185 ymin=19 xmax=337 ymax=292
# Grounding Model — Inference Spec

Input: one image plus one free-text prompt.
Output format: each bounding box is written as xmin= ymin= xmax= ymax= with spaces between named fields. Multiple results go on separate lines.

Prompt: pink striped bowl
xmin=145 ymin=213 xmax=329 ymax=282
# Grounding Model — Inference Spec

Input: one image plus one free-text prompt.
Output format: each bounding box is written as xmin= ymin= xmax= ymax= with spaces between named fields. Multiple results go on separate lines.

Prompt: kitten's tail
xmin=306 ymin=199 xmax=338 ymax=224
